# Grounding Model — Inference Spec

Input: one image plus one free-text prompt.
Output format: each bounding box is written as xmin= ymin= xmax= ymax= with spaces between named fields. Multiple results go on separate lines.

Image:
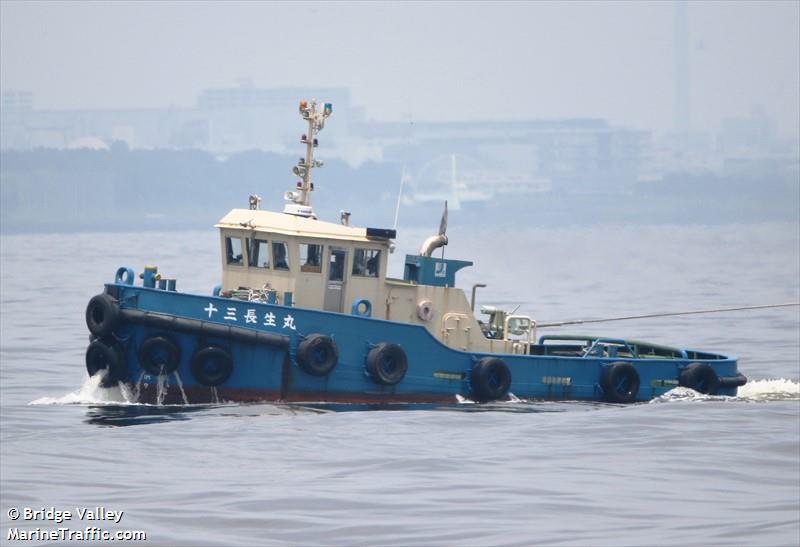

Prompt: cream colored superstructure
xmin=216 ymin=209 xmax=532 ymax=355
xmin=217 ymin=209 xmax=390 ymax=312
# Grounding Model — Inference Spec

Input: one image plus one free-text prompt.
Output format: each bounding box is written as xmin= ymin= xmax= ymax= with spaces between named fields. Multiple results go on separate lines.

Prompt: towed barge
xmin=84 ymin=99 xmax=746 ymax=405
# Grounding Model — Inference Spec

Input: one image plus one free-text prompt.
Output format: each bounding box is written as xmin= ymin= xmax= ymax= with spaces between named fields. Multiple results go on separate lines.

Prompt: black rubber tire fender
xmin=600 ymin=362 xmax=640 ymax=404
xmin=138 ymin=335 xmax=181 ymax=375
xmin=85 ymin=293 xmax=120 ymax=337
xmin=679 ymin=362 xmax=721 ymax=395
xmin=296 ymin=334 xmax=339 ymax=376
xmin=190 ymin=346 xmax=233 ymax=387
xmin=366 ymin=343 xmax=408 ymax=385
xmin=470 ymin=357 xmax=512 ymax=402
xmin=85 ymin=338 xmax=127 ymax=388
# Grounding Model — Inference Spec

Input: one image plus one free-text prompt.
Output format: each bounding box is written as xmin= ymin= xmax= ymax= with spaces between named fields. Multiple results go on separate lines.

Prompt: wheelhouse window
xmin=225 ymin=236 xmax=243 ymax=265
xmin=300 ymin=243 xmax=323 ymax=273
xmin=247 ymin=238 xmax=270 ymax=268
xmin=272 ymin=241 xmax=290 ymax=270
xmin=352 ymin=248 xmax=380 ymax=277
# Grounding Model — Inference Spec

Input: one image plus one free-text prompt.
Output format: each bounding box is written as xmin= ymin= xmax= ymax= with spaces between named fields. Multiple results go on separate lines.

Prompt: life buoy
xmin=296 ymin=334 xmax=339 ymax=376
xmin=190 ymin=346 xmax=233 ymax=387
xmin=417 ymin=300 xmax=433 ymax=321
xmin=138 ymin=335 xmax=181 ymax=375
xmin=85 ymin=338 xmax=126 ymax=388
xmin=85 ymin=294 xmax=120 ymax=337
xmin=679 ymin=362 xmax=720 ymax=395
xmin=600 ymin=362 xmax=640 ymax=404
xmin=351 ymin=299 xmax=372 ymax=317
xmin=366 ymin=343 xmax=408 ymax=385
xmin=470 ymin=357 xmax=511 ymax=401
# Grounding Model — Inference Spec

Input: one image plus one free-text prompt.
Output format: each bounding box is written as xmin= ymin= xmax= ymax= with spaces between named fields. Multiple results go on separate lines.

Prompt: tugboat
xmin=84 ymin=99 xmax=747 ymax=405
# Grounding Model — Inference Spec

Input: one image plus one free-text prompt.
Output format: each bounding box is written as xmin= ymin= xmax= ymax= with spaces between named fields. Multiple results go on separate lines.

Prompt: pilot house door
xmin=324 ymin=247 xmax=347 ymax=312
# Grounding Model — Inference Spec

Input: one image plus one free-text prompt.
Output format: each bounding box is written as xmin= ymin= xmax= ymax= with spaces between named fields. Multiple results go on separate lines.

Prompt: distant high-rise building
xmin=1 ymin=90 xmax=33 ymax=112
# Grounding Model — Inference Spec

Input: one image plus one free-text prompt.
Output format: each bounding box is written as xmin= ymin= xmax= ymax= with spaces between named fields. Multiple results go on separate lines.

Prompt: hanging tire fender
xmin=718 ymin=373 xmax=747 ymax=389
xmin=470 ymin=357 xmax=512 ymax=402
xmin=296 ymin=334 xmax=339 ymax=376
xmin=600 ymin=362 xmax=640 ymax=404
xmin=679 ymin=362 xmax=721 ymax=394
xmin=366 ymin=343 xmax=408 ymax=385
xmin=138 ymin=335 xmax=181 ymax=376
xmin=85 ymin=293 xmax=120 ymax=337
xmin=85 ymin=338 xmax=127 ymax=388
xmin=190 ymin=346 xmax=233 ymax=387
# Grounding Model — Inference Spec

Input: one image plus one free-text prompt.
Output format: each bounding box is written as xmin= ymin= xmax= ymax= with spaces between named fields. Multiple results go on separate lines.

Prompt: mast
xmin=284 ymin=99 xmax=333 ymax=218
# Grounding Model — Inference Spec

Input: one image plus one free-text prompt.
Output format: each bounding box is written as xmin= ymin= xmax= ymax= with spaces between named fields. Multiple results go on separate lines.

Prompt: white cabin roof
xmin=216 ymin=209 xmax=385 ymax=244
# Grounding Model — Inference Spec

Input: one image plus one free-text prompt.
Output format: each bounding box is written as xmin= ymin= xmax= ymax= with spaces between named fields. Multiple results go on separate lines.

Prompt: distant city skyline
xmin=1 ymin=1 xmax=798 ymax=138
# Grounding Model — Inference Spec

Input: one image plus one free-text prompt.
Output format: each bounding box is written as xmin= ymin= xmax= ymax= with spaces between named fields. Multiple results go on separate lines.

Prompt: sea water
xmin=1 ymin=222 xmax=798 ymax=546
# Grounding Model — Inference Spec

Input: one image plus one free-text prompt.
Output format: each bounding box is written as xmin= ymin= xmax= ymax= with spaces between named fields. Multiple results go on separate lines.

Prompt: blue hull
xmin=85 ymin=280 xmax=745 ymax=405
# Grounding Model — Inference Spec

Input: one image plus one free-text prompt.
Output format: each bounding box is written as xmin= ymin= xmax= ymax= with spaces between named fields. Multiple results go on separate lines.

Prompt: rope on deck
xmin=536 ymin=302 xmax=800 ymax=328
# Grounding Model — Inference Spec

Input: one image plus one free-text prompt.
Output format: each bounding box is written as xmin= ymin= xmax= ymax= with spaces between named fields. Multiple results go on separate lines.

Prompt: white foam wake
xmin=29 ymin=372 xmax=135 ymax=406
xmin=736 ymin=378 xmax=799 ymax=400
xmin=455 ymin=393 xmax=522 ymax=404
xmin=652 ymin=378 xmax=800 ymax=403
xmin=649 ymin=386 xmax=709 ymax=402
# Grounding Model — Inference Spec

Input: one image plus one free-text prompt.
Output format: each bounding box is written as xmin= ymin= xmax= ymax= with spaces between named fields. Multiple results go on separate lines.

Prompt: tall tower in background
xmin=674 ymin=1 xmax=690 ymax=132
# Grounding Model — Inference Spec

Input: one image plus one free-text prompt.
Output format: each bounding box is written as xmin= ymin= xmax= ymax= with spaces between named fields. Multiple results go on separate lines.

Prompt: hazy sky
xmin=1 ymin=1 xmax=798 ymax=136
